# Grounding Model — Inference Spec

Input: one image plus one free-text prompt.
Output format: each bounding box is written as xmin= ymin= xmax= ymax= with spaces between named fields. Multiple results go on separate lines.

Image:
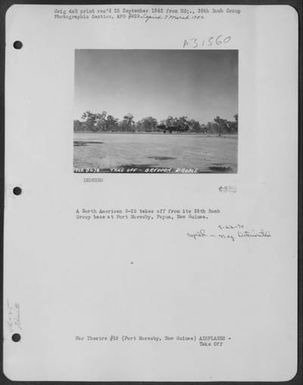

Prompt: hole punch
xmin=12 ymin=333 xmax=21 ymax=342
xmin=13 ymin=41 xmax=23 ymax=49
xmin=13 ymin=186 xmax=22 ymax=196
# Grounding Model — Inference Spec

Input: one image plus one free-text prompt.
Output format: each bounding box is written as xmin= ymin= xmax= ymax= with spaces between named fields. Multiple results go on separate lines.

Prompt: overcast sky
xmin=74 ymin=49 xmax=238 ymax=123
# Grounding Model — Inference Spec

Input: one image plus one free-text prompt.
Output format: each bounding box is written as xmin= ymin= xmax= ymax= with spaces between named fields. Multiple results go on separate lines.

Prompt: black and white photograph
xmin=73 ymin=49 xmax=238 ymax=173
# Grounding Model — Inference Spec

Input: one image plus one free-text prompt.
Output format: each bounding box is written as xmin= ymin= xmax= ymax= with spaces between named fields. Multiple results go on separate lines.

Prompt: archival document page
xmin=4 ymin=4 xmax=298 ymax=381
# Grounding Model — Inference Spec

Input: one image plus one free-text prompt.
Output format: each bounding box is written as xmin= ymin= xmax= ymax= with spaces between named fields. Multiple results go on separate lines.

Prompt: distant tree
xmin=122 ymin=113 xmax=135 ymax=132
xmin=137 ymin=116 xmax=158 ymax=132
xmin=80 ymin=110 xmax=120 ymax=132
xmin=222 ymin=114 xmax=238 ymax=134
xmin=206 ymin=121 xmax=219 ymax=134
xmin=77 ymin=110 xmax=238 ymax=135
xmin=232 ymin=114 xmax=238 ymax=133
xmin=81 ymin=111 xmax=99 ymax=131
xmin=74 ymin=120 xmax=83 ymax=132
xmin=175 ymin=116 xmax=189 ymax=130
xmin=165 ymin=116 xmax=177 ymax=127
xmin=214 ymin=116 xmax=230 ymax=136
xmin=95 ymin=111 xmax=107 ymax=131
xmin=200 ymin=124 xmax=207 ymax=133
xmin=188 ymin=119 xmax=203 ymax=133
xmin=105 ymin=115 xmax=119 ymax=131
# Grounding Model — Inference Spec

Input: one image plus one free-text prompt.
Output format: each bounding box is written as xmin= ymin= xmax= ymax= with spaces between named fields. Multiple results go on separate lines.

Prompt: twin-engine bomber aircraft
xmin=157 ymin=124 xmax=190 ymax=133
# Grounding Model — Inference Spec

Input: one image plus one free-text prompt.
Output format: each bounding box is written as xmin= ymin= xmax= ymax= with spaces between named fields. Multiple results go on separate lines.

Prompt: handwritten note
xmin=187 ymin=225 xmax=272 ymax=242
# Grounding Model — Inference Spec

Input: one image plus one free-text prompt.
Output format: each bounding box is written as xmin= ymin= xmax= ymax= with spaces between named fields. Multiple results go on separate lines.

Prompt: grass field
xmin=73 ymin=132 xmax=238 ymax=173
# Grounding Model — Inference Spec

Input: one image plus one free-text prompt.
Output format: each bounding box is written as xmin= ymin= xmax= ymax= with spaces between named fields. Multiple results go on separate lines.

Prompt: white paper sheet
xmin=4 ymin=4 xmax=298 ymax=381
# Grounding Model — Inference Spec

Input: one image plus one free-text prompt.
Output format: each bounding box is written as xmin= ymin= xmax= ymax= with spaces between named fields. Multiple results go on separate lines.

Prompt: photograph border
xmin=73 ymin=48 xmax=239 ymax=174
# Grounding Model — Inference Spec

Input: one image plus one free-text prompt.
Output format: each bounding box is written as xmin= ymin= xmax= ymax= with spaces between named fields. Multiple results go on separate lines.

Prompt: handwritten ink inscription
xmin=183 ymin=35 xmax=232 ymax=49
xmin=6 ymin=300 xmax=22 ymax=332
xmin=187 ymin=225 xmax=272 ymax=242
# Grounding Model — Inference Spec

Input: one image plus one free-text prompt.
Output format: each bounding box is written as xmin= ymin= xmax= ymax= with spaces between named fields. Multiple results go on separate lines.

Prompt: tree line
xmin=74 ymin=111 xmax=238 ymax=135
